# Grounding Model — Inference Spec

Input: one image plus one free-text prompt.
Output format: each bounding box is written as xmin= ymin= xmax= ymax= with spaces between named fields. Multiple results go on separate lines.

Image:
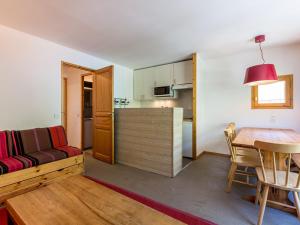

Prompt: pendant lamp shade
xmin=243 ymin=35 xmax=278 ymax=86
xmin=244 ymin=64 xmax=277 ymax=86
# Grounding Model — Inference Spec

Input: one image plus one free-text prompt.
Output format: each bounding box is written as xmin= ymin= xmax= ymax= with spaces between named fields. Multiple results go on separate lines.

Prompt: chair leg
xmin=227 ymin=163 xmax=233 ymax=181
xmin=293 ymin=192 xmax=300 ymax=219
xmin=255 ymin=181 xmax=261 ymax=205
xmin=226 ymin=163 xmax=237 ymax=193
xmin=257 ymin=185 xmax=269 ymax=225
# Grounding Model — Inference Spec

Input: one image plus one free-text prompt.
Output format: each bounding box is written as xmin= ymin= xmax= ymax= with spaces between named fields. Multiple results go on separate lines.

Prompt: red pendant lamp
xmin=244 ymin=35 xmax=278 ymax=86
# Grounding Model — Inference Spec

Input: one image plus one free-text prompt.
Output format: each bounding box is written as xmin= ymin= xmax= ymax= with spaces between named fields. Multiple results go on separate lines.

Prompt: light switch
xmin=270 ymin=115 xmax=276 ymax=123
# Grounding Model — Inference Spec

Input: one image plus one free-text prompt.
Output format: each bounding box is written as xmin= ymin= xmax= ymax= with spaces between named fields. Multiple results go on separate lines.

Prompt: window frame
xmin=251 ymin=74 xmax=293 ymax=109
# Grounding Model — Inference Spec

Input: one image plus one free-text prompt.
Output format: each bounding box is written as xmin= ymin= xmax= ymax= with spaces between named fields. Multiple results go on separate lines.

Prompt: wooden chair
xmin=224 ymin=127 xmax=260 ymax=192
xmin=254 ymin=140 xmax=300 ymax=225
xmin=228 ymin=122 xmax=258 ymax=158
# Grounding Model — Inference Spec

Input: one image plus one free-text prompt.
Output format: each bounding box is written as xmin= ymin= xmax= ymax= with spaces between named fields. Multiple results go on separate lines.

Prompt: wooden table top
xmin=6 ymin=175 xmax=185 ymax=225
xmin=232 ymin=127 xmax=300 ymax=148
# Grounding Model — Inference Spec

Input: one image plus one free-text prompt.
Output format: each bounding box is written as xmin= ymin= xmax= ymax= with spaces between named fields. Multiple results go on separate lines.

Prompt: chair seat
xmin=233 ymin=155 xmax=260 ymax=167
xmin=256 ymin=167 xmax=300 ymax=190
xmin=236 ymin=147 xmax=258 ymax=158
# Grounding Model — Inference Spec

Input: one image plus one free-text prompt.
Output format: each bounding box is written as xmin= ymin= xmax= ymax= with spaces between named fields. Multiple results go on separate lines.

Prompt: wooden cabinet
xmin=114 ymin=66 xmax=134 ymax=101
xmin=154 ymin=64 xmax=173 ymax=87
xmin=173 ymin=60 xmax=193 ymax=85
xmin=133 ymin=60 xmax=192 ymax=101
xmin=133 ymin=68 xmax=155 ymax=100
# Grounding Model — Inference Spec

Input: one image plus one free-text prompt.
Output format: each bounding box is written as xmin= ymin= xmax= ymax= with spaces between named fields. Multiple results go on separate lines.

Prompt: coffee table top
xmin=6 ymin=175 xmax=185 ymax=225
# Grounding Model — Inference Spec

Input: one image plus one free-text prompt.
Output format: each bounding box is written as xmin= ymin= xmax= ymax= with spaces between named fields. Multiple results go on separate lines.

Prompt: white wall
xmin=198 ymin=44 xmax=300 ymax=154
xmin=0 ymin=24 xmax=134 ymax=130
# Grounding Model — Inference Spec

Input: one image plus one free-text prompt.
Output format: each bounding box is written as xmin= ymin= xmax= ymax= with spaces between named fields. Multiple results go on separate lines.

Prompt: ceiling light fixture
xmin=244 ymin=35 xmax=278 ymax=86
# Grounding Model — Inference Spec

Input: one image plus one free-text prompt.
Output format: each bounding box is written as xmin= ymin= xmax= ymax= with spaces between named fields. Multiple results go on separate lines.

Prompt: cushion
xmin=48 ymin=126 xmax=68 ymax=148
xmin=16 ymin=129 xmax=67 ymax=165
xmin=19 ymin=129 xmax=39 ymax=154
xmin=11 ymin=131 xmax=25 ymax=156
xmin=26 ymin=150 xmax=67 ymax=165
xmin=0 ymin=157 xmax=23 ymax=174
xmin=0 ymin=132 xmax=8 ymax=160
xmin=56 ymin=146 xmax=81 ymax=157
xmin=49 ymin=126 xmax=82 ymax=157
xmin=35 ymin=128 xmax=53 ymax=151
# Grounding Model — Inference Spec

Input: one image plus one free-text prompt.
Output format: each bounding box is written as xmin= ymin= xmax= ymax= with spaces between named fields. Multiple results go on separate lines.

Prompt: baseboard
xmin=196 ymin=151 xmax=230 ymax=159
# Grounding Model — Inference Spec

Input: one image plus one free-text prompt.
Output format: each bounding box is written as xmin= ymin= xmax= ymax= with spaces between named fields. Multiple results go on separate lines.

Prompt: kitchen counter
xmin=115 ymin=108 xmax=183 ymax=177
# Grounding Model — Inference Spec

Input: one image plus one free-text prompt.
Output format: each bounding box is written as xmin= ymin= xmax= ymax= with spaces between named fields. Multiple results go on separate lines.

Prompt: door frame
xmin=62 ymin=77 xmax=68 ymax=133
xmin=192 ymin=53 xmax=197 ymax=160
xmin=81 ymin=72 xmax=95 ymax=150
xmin=61 ymin=61 xmax=95 ymax=150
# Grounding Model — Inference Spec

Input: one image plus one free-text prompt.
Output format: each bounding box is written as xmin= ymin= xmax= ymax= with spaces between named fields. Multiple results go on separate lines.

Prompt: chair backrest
xmin=224 ymin=126 xmax=236 ymax=161
xmin=228 ymin=122 xmax=237 ymax=139
xmin=254 ymin=140 xmax=300 ymax=189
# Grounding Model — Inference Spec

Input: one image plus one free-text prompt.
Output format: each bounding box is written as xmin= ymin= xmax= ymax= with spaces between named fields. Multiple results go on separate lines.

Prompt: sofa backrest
xmin=35 ymin=128 xmax=52 ymax=151
xmin=19 ymin=129 xmax=39 ymax=154
xmin=6 ymin=131 xmax=18 ymax=157
xmin=48 ymin=126 xmax=68 ymax=148
xmin=19 ymin=128 xmax=54 ymax=154
xmin=0 ymin=131 xmax=8 ymax=160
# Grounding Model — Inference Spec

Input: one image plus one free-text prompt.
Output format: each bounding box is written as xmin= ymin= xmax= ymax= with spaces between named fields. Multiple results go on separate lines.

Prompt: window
xmin=251 ymin=75 xmax=293 ymax=109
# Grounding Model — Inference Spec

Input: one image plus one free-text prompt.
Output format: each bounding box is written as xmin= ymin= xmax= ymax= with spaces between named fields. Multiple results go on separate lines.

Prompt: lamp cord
xmin=259 ymin=42 xmax=266 ymax=64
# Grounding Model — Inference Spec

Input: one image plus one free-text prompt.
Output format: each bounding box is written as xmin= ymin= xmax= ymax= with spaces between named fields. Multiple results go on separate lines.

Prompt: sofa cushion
xmin=49 ymin=126 xmax=82 ymax=157
xmin=26 ymin=150 xmax=66 ymax=165
xmin=0 ymin=132 xmax=9 ymax=160
xmin=17 ymin=129 xmax=67 ymax=165
xmin=0 ymin=158 xmax=24 ymax=174
xmin=35 ymin=128 xmax=53 ymax=151
xmin=19 ymin=129 xmax=39 ymax=154
xmin=55 ymin=146 xmax=82 ymax=157
xmin=48 ymin=126 xmax=68 ymax=147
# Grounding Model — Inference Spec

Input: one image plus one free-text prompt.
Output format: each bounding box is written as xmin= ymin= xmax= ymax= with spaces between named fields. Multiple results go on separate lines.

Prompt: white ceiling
xmin=1 ymin=0 xmax=300 ymax=69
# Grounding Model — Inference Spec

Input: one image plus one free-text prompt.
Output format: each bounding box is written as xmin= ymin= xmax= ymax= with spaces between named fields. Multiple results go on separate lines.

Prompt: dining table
xmin=232 ymin=127 xmax=300 ymax=214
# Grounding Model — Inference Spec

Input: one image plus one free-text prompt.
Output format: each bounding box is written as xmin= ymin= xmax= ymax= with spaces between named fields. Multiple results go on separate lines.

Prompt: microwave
xmin=153 ymin=85 xmax=175 ymax=97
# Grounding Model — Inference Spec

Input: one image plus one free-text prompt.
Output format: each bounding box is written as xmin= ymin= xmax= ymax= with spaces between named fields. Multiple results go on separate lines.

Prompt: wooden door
xmin=92 ymin=66 xmax=114 ymax=164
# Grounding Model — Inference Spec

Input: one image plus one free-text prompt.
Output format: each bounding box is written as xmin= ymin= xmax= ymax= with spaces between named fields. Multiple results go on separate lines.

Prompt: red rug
xmin=0 ymin=207 xmax=8 ymax=225
xmin=86 ymin=176 xmax=217 ymax=225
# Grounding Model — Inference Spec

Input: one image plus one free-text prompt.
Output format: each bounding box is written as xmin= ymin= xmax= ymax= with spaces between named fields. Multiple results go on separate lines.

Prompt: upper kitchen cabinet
xmin=173 ymin=60 xmax=193 ymax=85
xmin=154 ymin=64 xmax=173 ymax=87
xmin=114 ymin=66 xmax=134 ymax=101
xmin=133 ymin=67 xmax=155 ymax=101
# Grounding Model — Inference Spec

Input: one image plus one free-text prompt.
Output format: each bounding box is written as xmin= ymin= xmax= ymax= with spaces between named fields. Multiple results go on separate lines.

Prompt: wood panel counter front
xmin=115 ymin=108 xmax=183 ymax=177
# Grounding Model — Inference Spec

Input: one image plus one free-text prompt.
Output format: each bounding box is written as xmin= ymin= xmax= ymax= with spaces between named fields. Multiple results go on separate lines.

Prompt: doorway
xmin=81 ymin=73 xmax=94 ymax=150
xmin=61 ymin=61 xmax=115 ymax=164
xmin=61 ymin=62 xmax=94 ymax=150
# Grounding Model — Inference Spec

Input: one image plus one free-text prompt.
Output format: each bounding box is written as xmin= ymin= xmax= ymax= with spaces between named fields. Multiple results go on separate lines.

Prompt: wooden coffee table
xmin=6 ymin=175 xmax=185 ymax=225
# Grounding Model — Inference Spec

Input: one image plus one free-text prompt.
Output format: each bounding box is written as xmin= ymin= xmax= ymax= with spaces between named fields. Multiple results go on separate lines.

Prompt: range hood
xmin=172 ymin=83 xmax=193 ymax=90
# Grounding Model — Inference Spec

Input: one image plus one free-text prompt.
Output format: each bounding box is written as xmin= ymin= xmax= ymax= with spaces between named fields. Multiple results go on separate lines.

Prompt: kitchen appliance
xmin=183 ymin=120 xmax=192 ymax=158
xmin=153 ymin=85 xmax=177 ymax=98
